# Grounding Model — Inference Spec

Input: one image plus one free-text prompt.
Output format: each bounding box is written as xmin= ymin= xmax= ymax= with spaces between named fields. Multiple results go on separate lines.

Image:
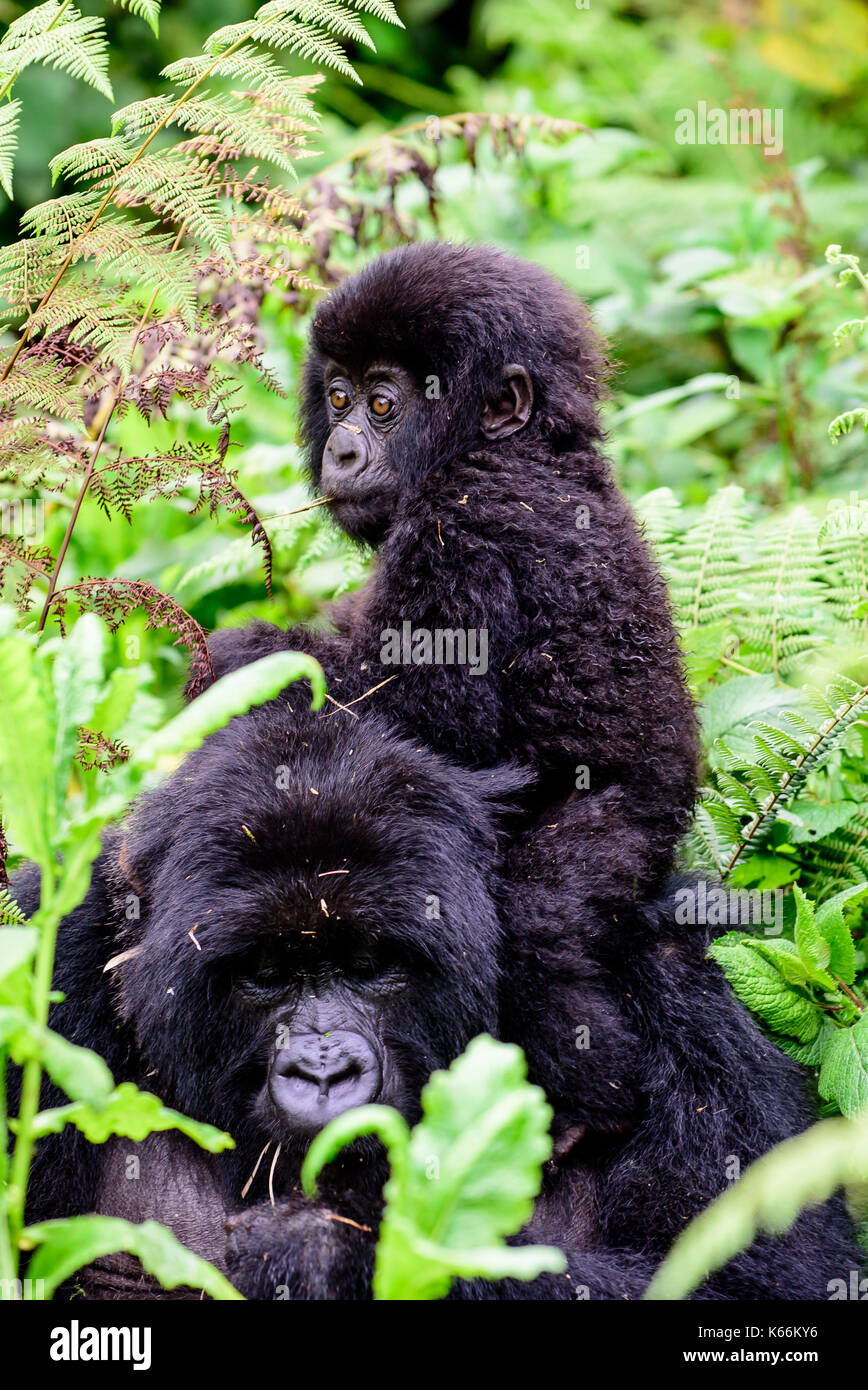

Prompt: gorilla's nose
xmin=323 ymin=428 xmax=364 ymax=475
xmin=269 ymin=1031 xmax=380 ymax=1132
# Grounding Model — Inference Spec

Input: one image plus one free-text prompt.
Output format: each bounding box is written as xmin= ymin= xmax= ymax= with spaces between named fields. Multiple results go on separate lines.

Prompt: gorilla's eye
xmin=370 ymin=394 xmax=392 ymax=418
xmin=329 ymin=388 xmax=350 ymax=411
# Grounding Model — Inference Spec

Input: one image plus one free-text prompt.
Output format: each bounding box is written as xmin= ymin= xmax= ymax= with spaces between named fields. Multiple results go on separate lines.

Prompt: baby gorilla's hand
xmin=225 ymin=1196 xmax=375 ymax=1301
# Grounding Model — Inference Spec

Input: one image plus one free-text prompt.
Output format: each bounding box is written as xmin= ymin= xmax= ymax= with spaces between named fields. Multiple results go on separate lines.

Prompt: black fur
xmin=201 ymin=242 xmax=700 ymax=917
xmin=9 ymin=704 xmax=859 ymax=1300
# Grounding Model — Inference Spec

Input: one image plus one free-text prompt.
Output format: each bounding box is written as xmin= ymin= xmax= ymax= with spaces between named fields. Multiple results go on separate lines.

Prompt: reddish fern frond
xmin=0 ymin=532 xmax=53 ymax=612
xmin=76 ymin=726 xmax=131 ymax=772
xmin=89 ymin=441 xmax=274 ymax=593
xmin=294 ymin=112 xmax=588 ymax=285
xmin=45 ymin=578 xmax=214 ymax=693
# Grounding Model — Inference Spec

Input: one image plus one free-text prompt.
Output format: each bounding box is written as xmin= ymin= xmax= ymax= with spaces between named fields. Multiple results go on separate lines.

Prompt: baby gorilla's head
xmin=110 ymin=703 xmax=522 ymax=1163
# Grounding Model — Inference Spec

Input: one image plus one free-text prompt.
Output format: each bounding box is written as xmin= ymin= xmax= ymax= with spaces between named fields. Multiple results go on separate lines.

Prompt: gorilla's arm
xmin=194 ymin=456 xmax=698 ymax=910
xmin=224 ymin=1192 xmax=659 ymax=1301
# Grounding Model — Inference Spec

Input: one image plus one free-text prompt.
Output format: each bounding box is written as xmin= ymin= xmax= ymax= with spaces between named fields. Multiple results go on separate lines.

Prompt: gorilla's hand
xmin=225 ymin=1196 xmax=375 ymax=1301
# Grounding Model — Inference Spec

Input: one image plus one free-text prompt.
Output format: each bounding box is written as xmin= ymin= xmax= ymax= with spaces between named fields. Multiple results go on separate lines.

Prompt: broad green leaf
xmin=793 ymin=886 xmax=834 ymax=986
xmin=22 ymin=1216 xmax=242 ymax=1300
xmin=48 ymin=613 xmax=107 ymax=807
xmin=815 ymin=884 xmax=868 ymax=986
xmin=645 ymin=1111 xmax=868 ymax=1300
xmin=743 ymin=938 xmax=818 ymax=989
xmin=302 ymin=1104 xmax=410 ymax=1195
xmin=0 ymin=628 xmax=56 ymax=863
xmin=32 ymin=1081 xmax=234 ymax=1149
xmin=404 ymin=1036 xmax=554 ymax=1251
xmin=130 ymin=651 xmax=326 ymax=770
xmin=0 ymin=1008 xmax=113 ymax=1104
xmin=773 ymin=1020 xmax=836 ymax=1068
xmin=303 ymin=1036 xmax=563 ymax=1301
xmin=819 ymin=1016 xmax=868 ymax=1118
xmin=88 ymin=664 xmax=141 ymax=740
xmin=710 ymin=939 xmax=821 ymax=1042
xmin=0 ymin=927 xmax=37 ymax=982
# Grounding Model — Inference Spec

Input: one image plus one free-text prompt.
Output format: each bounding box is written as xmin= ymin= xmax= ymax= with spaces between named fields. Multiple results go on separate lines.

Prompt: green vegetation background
xmin=4 ymin=0 xmax=868 ymax=1108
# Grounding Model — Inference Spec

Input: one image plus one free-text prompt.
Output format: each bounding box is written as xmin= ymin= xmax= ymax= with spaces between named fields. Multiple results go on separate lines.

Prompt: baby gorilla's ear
xmin=480 ymin=364 xmax=534 ymax=440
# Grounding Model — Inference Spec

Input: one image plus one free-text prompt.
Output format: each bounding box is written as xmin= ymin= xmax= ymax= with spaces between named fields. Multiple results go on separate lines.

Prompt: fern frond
xmin=161 ymin=51 xmax=320 ymax=118
xmin=0 ymin=886 xmax=26 ymax=924
xmin=0 ymin=99 xmax=21 ymax=200
xmin=664 ymin=485 xmax=750 ymax=629
xmin=687 ymin=680 xmax=868 ymax=876
xmin=261 ymin=1 xmax=378 ymax=50
xmin=633 ymin=486 xmax=682 ymax=559
xmin=819 ymin=501 xmax=868 ymax=632
xmin=111 ymin=0 xmax=161 ymax=37
xmin=0 ymin=10 xmax=113 ymax=101
xmin=170 ymin=94 xmax=308 ymax=174
xmin=738 ymin=508 xmax=827 ymax=678
xmin=800 ymin=807 xmax=868 ymax=898
xmin=49 ymin=136 xmax=139 ymax=185
xmin=106 ymin=153 xmax=231 ymax=256
xmin=833 ymin=317 xmax=868 ymax=346
xmin=205 ymin=17 xmax=360 ymax=82
xmin=23 ymin=281 xmax=137 ymax=355
xmin=829 ymin=408 xmax=868 ymax=442
xmin=76 ymin=220 xmax=198 ymax=322
xmin=343 ymin=0 xmax=402 ymax=21
xmin=0 ymin=358 xmax=83 ymax=420
xmin=19 ymin=190 xmax=103 ymax=241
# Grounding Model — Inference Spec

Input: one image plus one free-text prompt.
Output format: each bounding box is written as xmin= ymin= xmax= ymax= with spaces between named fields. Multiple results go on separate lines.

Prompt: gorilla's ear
xmin=114 ymin=830 xmax=155 ymax=903
xmin=480 ymin=364 xmax=534 ymax=440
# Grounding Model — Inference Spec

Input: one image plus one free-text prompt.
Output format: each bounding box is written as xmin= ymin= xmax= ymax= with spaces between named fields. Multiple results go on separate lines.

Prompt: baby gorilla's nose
xmin=269 ymin=1030 xmax=381 ymax=1132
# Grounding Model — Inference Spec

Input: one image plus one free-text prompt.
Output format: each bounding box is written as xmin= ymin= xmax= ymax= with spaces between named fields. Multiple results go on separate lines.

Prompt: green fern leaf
xmin=0 ymin=11 xmax=113 ymax=101
xmin=111 ymin=0 xmax=161 ymax=37
xmin=0 ymin=99 xmax=21 ymax=200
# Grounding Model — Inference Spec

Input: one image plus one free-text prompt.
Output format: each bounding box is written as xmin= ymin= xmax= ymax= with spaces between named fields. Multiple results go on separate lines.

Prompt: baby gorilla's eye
xmin=329 ymin=388 xmax=349 ymax=411
xmin=370 ymin=394 xmax=392 ymax=418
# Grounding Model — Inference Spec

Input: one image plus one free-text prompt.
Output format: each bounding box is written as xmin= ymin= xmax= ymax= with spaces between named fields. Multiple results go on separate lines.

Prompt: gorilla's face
xmin=115 ymin=709 xmax=513 ymax=1165
xmin=315 ymin=351 xmax=534 ymax=547
xmin=318 ymin=360 xmax=417 ymax=544
xmin=235 ymin=925 xmax=416 ymax=1137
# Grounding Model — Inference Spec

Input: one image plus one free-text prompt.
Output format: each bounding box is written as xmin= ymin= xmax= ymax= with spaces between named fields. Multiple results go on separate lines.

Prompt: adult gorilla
xmin=9 ymin=705 xmax=858 ymax=1299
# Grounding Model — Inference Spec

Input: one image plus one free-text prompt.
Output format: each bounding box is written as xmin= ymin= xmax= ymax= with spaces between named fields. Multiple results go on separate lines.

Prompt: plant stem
xmin=0 ymin=1051 xmax=17 ymax=1291
xmin=835 ymin=977 xmax=864 ymax=1012
xmin=5 ymin=863 xmax=57 ymax=1272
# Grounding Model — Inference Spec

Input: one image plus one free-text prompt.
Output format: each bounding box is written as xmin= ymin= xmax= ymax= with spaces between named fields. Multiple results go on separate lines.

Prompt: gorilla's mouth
xmin=328 ymin=495 xmax=394 ymax=544
xmin=266 ymin=1029 xmax=383 ymax=1138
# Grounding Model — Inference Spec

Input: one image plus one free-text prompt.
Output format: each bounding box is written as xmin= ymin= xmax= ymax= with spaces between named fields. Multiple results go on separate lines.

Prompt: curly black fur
xmin=202 ymin=242 xmax=700 ymax=914
xmin=9 ymin=703 xmax=859 ymax=1300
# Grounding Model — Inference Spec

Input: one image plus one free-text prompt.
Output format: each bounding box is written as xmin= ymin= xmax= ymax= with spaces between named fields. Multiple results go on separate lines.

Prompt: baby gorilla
xmin=10 ymin=703 xmax=859 ymax=1300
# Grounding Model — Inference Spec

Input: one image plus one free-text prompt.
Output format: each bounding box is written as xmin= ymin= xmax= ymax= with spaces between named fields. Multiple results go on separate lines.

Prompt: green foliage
xmin=710 ymin=885 xmax=868 ymax=1113
xmin=0 ymin=610 xmax=323 ymax=1299
xmin=645 ymin=1108 xmax=868 ymax=1300
xmin=0 ymin=0 xmax=401 ymax=648
xmin=23 ymin=1216 xmax=242 ymax=1301
xmin=302 ymin=1035 xmax=566 ymax=1300
xmin=0 ymin=0 xmax=866 ymax=1305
